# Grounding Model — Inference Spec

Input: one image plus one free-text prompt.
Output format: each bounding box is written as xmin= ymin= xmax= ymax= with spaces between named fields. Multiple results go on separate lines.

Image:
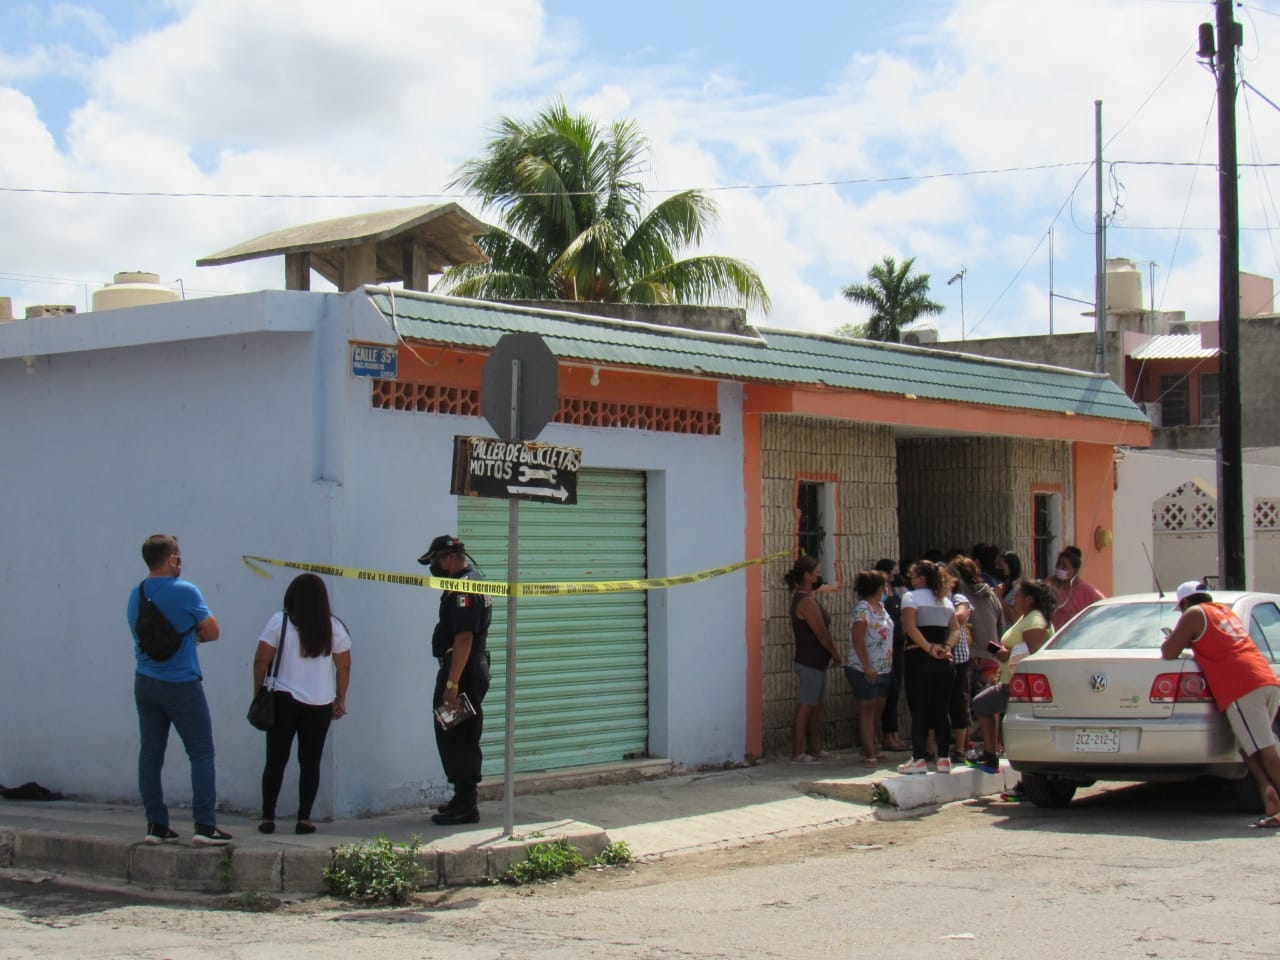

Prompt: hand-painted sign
xmin=350 ymin=343 xmax=397 ymax=379
xmin=450 ymin=435 xmax=581 ymax=505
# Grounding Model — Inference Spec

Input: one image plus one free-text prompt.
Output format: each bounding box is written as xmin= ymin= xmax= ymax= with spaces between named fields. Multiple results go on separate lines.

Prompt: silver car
xmin=1002 ymin=591 xmax=1280 ymax=808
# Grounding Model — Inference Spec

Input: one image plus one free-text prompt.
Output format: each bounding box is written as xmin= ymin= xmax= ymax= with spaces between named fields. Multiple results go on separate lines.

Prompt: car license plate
xmin=1073 ymin=728 xmax=1121 ymax=753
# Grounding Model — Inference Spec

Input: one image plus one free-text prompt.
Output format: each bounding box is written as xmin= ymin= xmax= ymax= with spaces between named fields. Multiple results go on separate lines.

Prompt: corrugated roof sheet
xmin=1129 ymin=333 xmax=1219 ymax=361
xmin=367 ymin=289 xmax=1147 ymax=424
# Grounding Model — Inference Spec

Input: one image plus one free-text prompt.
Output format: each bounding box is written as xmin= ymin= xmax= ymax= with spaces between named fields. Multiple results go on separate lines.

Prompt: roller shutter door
xmin=458 ymin=468 xmax=648 ymax=775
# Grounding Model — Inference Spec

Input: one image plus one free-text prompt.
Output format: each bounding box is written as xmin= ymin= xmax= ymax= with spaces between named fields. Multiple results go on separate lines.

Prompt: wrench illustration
xmin=518 ymin=466 xmax=557 ymax=483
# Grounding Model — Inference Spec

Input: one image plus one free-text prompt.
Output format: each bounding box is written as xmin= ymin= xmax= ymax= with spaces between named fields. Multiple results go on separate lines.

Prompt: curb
xmin=0 ymin=824 xmax=612 ymax=894
xmin=803 ymin=761 xmax=1016 ymax=811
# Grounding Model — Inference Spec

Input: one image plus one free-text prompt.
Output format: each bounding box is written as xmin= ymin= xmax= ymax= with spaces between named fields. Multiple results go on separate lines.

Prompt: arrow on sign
xmin=507 ymin=485 xmax=571 ymax=502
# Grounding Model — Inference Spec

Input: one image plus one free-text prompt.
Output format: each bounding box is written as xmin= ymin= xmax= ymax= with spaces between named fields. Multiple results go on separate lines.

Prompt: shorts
xmin=972 ymin=682 xmax=1009 ymax=718
xmin=794 ymin=663 xmax=828 ymax=706
xmin=844 ymin=665 xmax=891 ymax=701
xmin=1226 ymin=685 xmax=1280 ymax=756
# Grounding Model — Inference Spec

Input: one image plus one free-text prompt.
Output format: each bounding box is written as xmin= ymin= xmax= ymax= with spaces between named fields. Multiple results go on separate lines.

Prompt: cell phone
xmin=986 ymin=640 xmax=1002 ymax=655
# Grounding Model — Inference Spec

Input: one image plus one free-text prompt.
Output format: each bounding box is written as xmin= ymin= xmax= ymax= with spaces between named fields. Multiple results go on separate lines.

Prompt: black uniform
xmin=431 ymin=567 xmax=492 ymax=799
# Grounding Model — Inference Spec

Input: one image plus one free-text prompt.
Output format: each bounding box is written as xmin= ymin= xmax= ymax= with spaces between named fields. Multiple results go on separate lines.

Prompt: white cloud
xmin=2 ymin=0 xmax=1278 ymax=344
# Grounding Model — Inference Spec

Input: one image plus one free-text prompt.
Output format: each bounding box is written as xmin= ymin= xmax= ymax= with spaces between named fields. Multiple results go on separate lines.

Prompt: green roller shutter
xmin=458 ymin=468 xmax=649 ymax=775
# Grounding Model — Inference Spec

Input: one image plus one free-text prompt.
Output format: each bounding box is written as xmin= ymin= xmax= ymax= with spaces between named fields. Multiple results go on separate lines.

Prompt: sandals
xmin=861 ymin=756 xmax=881 ymax=768
xmin=1249 ymin=813 xmax=1280 ymax=830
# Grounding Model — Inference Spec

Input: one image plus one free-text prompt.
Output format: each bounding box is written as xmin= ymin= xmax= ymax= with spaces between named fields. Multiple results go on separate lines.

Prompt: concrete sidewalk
xmin=0 ymin=754 xmax=1016 ymax=896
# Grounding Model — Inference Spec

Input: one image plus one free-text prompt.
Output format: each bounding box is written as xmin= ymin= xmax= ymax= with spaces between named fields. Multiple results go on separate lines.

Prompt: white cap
xmin=1175 ymin=580 xmax=1209 ymax=605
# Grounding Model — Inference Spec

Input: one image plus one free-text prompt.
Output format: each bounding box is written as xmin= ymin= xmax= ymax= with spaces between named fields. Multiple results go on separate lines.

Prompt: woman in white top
xmin=897 ymin=560 xmax=959 ymax=775
xmin=253 ymin=574 xmax=351 ymax=835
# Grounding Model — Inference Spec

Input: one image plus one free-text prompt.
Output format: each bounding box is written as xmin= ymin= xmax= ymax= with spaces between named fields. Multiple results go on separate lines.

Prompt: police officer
xmin=419 ymin=535 xmax=492 ymax=825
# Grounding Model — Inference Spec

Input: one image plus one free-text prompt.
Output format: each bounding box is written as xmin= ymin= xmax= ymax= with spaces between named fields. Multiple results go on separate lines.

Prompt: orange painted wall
xmin=394 ymin=344 xmax=720 ymax=409
xmin=1072 ymin=442 xmax=1117 ymax=595
xmin=744 ymin=384 xmax=1151 ymax=448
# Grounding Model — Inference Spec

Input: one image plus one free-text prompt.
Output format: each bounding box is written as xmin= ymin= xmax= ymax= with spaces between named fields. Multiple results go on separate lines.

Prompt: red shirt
xmin=1051 ymin=577 xmax=1105 ymax=630
xmin=1189 ymin=602 xmax=1280 ymax=710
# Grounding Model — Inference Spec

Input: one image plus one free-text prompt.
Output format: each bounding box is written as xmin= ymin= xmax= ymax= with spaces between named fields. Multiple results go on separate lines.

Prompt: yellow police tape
xmin=241 ymin=550 xmax=790 ymax=598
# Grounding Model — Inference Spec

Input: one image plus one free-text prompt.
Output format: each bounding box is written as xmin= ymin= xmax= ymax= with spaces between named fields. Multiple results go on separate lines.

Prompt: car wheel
xmin=1230 ymin=772 xmax=1264 ymax=814
xmin=1022 ymin=772 xmax=1077 ymax=808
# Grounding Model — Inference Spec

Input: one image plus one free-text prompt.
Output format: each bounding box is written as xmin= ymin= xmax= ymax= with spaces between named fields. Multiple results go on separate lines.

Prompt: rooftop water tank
xmin=92 ymin=272 xmax=180 ymax=312
xmin=901 ymin=323 xmax=938 ymax=345
xmin=1105 ymin=258 xmax=1143 ymax=313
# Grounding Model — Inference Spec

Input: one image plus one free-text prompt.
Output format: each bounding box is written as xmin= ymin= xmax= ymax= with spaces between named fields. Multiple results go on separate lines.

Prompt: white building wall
xmin=1114 ymin=448 xmax=1280 ymax=594
xmin=0 ymin=289 xmax=747 ymax=818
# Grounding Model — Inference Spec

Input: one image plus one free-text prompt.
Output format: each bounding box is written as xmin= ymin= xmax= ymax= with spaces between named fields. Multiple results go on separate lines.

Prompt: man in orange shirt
xmin=1161 ymin=581 xmax=1280 ymax=827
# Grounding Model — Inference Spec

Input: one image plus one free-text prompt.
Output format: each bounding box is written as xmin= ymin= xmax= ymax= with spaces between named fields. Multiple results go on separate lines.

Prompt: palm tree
xmin=841 ymin=256 xmax=943 ymax=342
xmin=439 ymin=101 xmax=770 ymax=313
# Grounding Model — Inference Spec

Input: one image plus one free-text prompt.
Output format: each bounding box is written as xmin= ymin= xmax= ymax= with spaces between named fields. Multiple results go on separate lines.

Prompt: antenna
xmin=1142 ymin=541 xmax=1163 ymax=597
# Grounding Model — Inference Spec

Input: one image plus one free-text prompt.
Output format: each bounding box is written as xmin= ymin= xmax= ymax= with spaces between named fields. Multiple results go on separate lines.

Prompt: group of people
xmin=786 ymin=543 xmax=1104 ymax=776
xmin=126 ymin=531 xmax=489 ymax=844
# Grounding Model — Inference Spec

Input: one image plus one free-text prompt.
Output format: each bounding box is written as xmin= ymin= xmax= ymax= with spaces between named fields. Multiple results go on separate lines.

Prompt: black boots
xmin=431 ymin=783 xmax=479 ymax=825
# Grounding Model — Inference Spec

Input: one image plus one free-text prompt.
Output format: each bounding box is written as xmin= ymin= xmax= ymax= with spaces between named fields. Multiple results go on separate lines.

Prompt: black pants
xmin=261 ymin=691 xmax=333 ymax=821
xmin=948 ymin=659 xmax=972 ymax=738
xmin=904 ymin=649 xmax=955 ymax=761
xmin=882 ymin=637 xmax=906 ymax=734
xmin=433 ymin=656 xmax=491 ymax=791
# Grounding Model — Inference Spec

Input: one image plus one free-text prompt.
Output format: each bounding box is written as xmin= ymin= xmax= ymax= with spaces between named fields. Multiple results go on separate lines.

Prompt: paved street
xmin=0 ymin=777 xmax=1274 ymax=959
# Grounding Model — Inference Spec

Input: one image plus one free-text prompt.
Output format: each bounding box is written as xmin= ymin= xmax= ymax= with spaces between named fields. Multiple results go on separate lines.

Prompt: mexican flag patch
xmin=456 ymin=595 xmax=471 ymax=608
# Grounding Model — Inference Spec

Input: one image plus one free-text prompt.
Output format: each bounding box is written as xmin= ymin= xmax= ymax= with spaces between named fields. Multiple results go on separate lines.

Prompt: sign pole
xmin=503 ymin=358 xmax=520 ymax=838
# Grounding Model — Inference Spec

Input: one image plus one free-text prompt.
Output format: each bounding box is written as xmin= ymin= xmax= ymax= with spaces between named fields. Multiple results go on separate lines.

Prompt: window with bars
xmin=1032 ymin=492 xmax=1062 ymax=580
xmin=1159 ymin=374 xmax=1190 ymax=427
xmin=797 ymin=481 xmax=837 ymax=583
xmin=1199 ymin=372 xmax=1220 ymax=424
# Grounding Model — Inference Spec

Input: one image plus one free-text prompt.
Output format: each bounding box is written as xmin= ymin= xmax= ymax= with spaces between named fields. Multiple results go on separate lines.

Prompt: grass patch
xmin=324 ymin=834 xmax=426 ymax=905
xmin=590 ymin=840 xmax=632 ymax=867
xmin=503 ymin=838 xmax=633 ymax=884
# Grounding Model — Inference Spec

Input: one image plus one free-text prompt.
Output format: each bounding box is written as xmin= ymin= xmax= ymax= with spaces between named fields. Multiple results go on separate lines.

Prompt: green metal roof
xmin=366 ymin=289 xmax=1146 ymax=424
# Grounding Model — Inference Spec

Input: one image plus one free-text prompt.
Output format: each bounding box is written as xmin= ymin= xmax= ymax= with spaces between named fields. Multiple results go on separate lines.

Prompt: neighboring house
xmin=0 ymin=227 xmax=1147 ymax=816
xmin=932 ymin=258 xmax=1280 ymax=591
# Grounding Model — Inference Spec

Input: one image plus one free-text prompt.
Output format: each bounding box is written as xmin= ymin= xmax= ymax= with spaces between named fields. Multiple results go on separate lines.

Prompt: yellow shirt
xmin=999 ymin=610 xmax=1052 ymax=684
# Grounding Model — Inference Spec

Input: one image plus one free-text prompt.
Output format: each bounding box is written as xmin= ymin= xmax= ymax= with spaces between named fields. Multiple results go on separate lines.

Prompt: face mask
xmin=430 ymin=561 xmax=447 ymax=578
xmin=1054 ymin=566 xmax=1070 ymax=579
xmin=812 ymin=577 xmax=824 ymax=589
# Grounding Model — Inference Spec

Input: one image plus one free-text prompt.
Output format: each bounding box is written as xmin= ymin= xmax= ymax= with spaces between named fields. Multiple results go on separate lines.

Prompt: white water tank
xmin=92 ymin=272 xmax=180 ymax=312
xmin=1105 ymin=258 xmax=1143 ymax=313
xmin=901 ymin=323 xmax=938 ymax=345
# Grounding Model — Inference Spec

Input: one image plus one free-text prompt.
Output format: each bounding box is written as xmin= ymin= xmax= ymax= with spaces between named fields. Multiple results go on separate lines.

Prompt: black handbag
xmin=247 ymin=611 xmax=285 ymax=731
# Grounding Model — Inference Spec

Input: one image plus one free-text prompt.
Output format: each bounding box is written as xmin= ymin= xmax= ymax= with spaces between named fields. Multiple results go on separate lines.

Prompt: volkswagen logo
xmin=1090 ymin=673 xmax=1109 ymax=693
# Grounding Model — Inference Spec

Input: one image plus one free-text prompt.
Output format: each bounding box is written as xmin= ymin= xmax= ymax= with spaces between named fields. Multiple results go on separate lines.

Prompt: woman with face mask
xmin=785 ymin=555 xmax=840 ymax=763
xmin=1050 ymin=546 xmax=1105 ymax=630
xmin=845 ymin=569 xmax=895 ymax=766
xmin=897 ymin=560 xmax=960 ymax=775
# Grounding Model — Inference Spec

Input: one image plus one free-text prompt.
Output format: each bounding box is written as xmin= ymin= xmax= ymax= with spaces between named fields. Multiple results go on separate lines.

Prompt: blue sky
xmin=5 ymin=0 xmax=1280 ymax=339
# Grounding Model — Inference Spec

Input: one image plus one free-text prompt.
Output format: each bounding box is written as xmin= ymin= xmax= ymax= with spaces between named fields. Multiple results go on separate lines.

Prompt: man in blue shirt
xmin=127 ymin=534 xmax=230 ymax=845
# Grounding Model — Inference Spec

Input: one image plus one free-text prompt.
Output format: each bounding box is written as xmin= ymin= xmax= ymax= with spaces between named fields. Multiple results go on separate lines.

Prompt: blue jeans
xmin=135 ymin=674 xmax=217 ymax=827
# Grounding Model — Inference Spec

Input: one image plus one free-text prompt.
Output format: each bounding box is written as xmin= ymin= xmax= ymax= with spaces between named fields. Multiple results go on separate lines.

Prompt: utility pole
xmin=1094 ymin=100 xmax=1107 ymax=375
xmin=1202 ymin=3 xmax=1245 ymax=589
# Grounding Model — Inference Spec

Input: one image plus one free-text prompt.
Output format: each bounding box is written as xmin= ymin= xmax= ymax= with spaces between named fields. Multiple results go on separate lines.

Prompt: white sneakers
xmin=896 ymin=757 xmax=928 ymax=775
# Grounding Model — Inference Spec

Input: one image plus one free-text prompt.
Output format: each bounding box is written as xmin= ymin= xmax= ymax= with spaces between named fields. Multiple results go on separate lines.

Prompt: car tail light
xmin=1008 ymin=673 xmax=1053 ymax=703
xmin=1149 ymin=671 xmax=1213 ymax=703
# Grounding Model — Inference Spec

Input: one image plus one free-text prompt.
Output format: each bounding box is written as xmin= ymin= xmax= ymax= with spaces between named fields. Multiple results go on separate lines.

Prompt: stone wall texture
xmin=896 ymin=435 xmax=1071 ymax=569
xmin=756 ymin=425 xmax=1072 ymax=757
xmin=758 ymin=414 xmax=900 ymax=757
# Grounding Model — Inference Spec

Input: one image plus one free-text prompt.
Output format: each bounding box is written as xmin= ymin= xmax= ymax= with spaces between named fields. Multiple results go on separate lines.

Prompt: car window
xmin=1247 ymin=602 xmax=1280 ymax=662
xmin=1046 ymin=601 xmax=1180 ymax=650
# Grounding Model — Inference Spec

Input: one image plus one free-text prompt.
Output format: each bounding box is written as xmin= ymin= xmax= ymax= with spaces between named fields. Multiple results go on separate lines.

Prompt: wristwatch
xmin=446 ymin=680 xmax=458 ymax=690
